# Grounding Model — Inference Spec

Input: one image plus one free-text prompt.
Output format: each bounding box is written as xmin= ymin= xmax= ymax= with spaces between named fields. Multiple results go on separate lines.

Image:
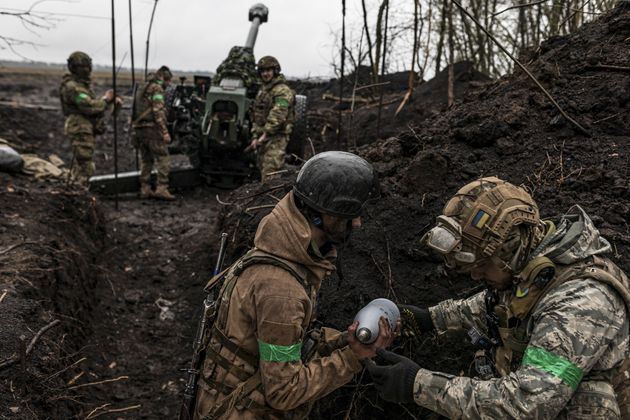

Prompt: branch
xmin=0 ymin=319 xmax=61 ymax=370
xmin=493 ymin=0 xmax=549 ymax=17
xmin=67 ymin=375 xmax=129 ymax=390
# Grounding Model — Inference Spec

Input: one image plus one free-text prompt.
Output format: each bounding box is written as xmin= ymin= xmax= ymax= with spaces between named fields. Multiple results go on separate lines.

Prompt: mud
xmin=0 ymin=3 xmax=629 ymax=419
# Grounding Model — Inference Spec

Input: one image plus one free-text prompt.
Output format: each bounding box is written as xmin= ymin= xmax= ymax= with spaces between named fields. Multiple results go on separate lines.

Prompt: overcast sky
xmin=0 ymin=0 xmax=355 ymax=78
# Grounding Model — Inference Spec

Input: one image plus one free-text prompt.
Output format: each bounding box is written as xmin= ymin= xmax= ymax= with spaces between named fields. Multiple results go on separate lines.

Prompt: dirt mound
xmin=291 ymin=61 xmax=492 ymax=156
xmin=0 ymin=181 xmax=106 ymax=417
xmin=218 ymin=3 xmax=630 ymax=418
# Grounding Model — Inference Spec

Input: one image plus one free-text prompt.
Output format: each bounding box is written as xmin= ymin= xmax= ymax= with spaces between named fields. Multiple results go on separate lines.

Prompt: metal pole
xmin=337 ymin=0 xmax=346 ymax=150
xmin=111 ymin=0 xmax=119 ymax=210
xmin=145 ymin=0 xmax=159 ymax=79
xmin=129 ymin=0 xmax=139 ymax=171
xmin=376 ymin=0 xmax=389 ymax=138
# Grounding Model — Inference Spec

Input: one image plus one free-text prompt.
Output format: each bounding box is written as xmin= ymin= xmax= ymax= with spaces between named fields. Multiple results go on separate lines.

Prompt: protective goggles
xmin=421 ymin=215 xmax=477 ymax=266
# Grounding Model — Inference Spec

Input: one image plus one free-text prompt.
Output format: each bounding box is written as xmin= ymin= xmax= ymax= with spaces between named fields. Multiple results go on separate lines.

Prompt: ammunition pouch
xmin=472 ymin=350 xmax=496 ymax=380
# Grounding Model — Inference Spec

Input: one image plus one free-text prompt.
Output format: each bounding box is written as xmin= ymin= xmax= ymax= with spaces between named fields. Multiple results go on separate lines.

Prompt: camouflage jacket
xmin=133 ymin=78 xmax=169 ymax=137
xmin=417 ymin=206 xmax=630 ymax=419
xmin=59 ymin=74 xmax=108 ymax=135
xmin=251 ymin=75 xmax=295 ymax=138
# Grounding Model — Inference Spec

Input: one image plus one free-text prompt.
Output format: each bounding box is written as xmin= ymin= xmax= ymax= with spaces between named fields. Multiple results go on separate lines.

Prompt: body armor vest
xmin=484 ymin=255 xmax=630 ymax=416
xmin=60 ymin=78 xmax=96 ymax=117
xmin=488 ymin=255 xmax=630 ymax=373
xmin=199 ymin=249 xmax=315 ymax=420
xmin=133 ymin=81 xmax=159 ymax=126
xmin=252 ymin=78 xmax=295 ymax=133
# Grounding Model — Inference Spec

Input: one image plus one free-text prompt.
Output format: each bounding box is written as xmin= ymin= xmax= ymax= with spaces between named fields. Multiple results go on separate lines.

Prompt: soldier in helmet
xmin=367 ymin=177 xmax=630 ymax=419
xmin=248 ymin=55 xmax=295 ymax=182
xmin=59 ymin=51 xmax=115 ymax=186
xmin=193 ymin=151 xmax=395 ymax=419
xmin=132 ymin=65 xmax=175 ymax=200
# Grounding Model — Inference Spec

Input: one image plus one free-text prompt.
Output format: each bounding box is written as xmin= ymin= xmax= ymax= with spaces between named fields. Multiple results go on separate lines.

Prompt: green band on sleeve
xmin=274 ymin=98 xmax=289 ymax=107
xmin=74 ymin=92 xmax=89 ymax=105
xmin=152 ymin=94 xmax=165 ymax=102
xmin=258 ymin=340 xmax=301 ymax=362
xmin=522 ymin=346 xmax=583 ymax=390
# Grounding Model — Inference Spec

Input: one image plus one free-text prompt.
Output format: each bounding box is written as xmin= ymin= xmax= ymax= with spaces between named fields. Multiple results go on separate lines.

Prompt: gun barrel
xmin=244 ymin=3 xmax=268 ymax=49
xmin=213 ymin=232 xmax=229 ymax=276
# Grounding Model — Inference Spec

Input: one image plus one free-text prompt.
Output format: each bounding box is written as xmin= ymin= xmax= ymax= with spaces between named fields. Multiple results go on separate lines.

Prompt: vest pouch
xmin=472 ymin=349 xmax=496 ymax=380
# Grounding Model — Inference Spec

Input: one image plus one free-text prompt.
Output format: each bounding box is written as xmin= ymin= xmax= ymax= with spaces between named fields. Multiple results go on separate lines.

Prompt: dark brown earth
xmin=1 ymin=3 xmax=629 ymax=419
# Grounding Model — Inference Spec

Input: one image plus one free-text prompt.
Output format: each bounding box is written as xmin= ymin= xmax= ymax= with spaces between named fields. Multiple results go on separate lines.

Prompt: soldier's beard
xmin=323 ymin=219 xmax=353 ymax=246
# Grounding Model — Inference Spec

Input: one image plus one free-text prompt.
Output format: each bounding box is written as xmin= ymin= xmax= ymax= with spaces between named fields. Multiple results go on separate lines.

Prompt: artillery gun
xmin=89 ymin=3 xmax=306 ymax=193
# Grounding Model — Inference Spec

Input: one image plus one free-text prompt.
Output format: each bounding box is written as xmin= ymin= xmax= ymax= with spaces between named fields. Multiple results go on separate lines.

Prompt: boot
xmin=152 ymin=185 xmax=175 ymax=201
xmin=139 ymin=184 xmax=152 ymax=199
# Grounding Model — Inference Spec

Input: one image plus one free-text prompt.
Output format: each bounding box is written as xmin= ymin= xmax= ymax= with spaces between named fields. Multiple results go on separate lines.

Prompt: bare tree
xmin=0 ymin=1 xmax=61 ymax=59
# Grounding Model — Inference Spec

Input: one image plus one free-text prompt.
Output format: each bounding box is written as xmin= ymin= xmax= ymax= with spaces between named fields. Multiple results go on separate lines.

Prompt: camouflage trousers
xmin=256 ymin=134 xmax=288 ymax=182
xmin=134 ymin=126 xmax=170 ymax=187
xmin=68 ymin=132 xmax=96 ymax=186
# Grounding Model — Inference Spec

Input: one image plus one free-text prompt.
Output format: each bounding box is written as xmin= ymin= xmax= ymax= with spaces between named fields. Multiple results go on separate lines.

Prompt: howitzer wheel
xmin=287 ymin=94 xmax=307 ymax=159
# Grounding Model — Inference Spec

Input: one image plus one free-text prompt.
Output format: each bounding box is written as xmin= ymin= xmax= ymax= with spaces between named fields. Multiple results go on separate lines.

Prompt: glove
xmin=366 ymin=348 xmax=420 ymax=404
xmin=398 ymin=304 xmax=433 ymax=337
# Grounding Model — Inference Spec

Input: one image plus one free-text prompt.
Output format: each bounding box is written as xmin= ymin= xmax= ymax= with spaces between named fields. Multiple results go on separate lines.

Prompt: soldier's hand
xmin=114 ymin=96 xmax=124 ymax=107
xmin=366 ymin=349 xmax=419 ymax=404
xmin=347 ymin=317 xmax=395 ymax=360
xmin=103 ymin=89 xmax=114 ymax=103
xmin=398 ymin=304 xmax=433 ymax=338
xmin=163 ymin=132 xmax=171 ymax=144
xmin=258 ymin=132 xmax=267 ymax=145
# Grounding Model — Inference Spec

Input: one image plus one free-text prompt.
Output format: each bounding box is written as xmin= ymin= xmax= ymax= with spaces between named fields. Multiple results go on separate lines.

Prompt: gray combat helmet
xmin=293 ymin=151 xmax=380 ymax=219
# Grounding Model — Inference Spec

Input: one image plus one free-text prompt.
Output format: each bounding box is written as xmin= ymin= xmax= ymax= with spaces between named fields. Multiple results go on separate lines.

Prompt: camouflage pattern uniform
xmin=193 ymin=191 xmax=363 ymax=419
xmin=132 ymin=73 xmax=171 ymax=197
xmin=415 ymin=206 xmax=630 ymax=419
xmin=59 ymin=52 xmax=110 ymax=185
xmin=214 ymin=46 xmax=259 ymax=96
xmin=251 ymin=74 xmax=295 ymax=181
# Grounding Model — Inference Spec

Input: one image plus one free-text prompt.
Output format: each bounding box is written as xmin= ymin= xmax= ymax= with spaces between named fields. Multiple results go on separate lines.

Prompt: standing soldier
xmin=132 ymin=66 xmax=175 ymax=200
xmin=248 ymin=56 xmax=295 ymax=182
xmin=59 ymin=51 xmax=114 ymax=186
xmin=367 ymin=177 xmax=630 ymax=419
xmin=192 ymin=151 xmax=394 ymax=419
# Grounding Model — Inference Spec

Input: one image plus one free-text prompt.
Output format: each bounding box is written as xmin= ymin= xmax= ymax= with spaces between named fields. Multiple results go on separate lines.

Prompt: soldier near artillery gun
xmin=248 ymin=55 xmax=295 ymax=182
xmin=132 ymin=65 xmax=175 ymax=201
xmin=189 ymin=151 xmax=394 ymax=419
xmin=367 ymin=177 xmax=630 ymax=419
xmin=59 ymin=51 xmax=116 ymax=186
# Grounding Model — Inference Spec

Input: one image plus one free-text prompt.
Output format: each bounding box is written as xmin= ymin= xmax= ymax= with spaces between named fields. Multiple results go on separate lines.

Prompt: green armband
xmin=74 ymin=92 xmax=90 ymax=106
xmin=152 ymin=94 xmax=165 ymax=102
xmin=522 ymin=347 xmax=583 ymax=390
xmin=274 ymin=98 xmax=289 ymax=107
xmin=258 ymin=340 xmax=302 ymax=362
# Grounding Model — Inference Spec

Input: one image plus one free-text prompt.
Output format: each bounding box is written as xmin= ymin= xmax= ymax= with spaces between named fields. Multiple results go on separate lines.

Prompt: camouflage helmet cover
xmin=257 ymin=55 xmax=281 ymax=73
xmin=67 ymin=51 xmax=92 ymax=73
xmin=422 ymin=177 xmax=542 ymax=271
xmin=156 ymin=65 xmax=173 ymax=81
